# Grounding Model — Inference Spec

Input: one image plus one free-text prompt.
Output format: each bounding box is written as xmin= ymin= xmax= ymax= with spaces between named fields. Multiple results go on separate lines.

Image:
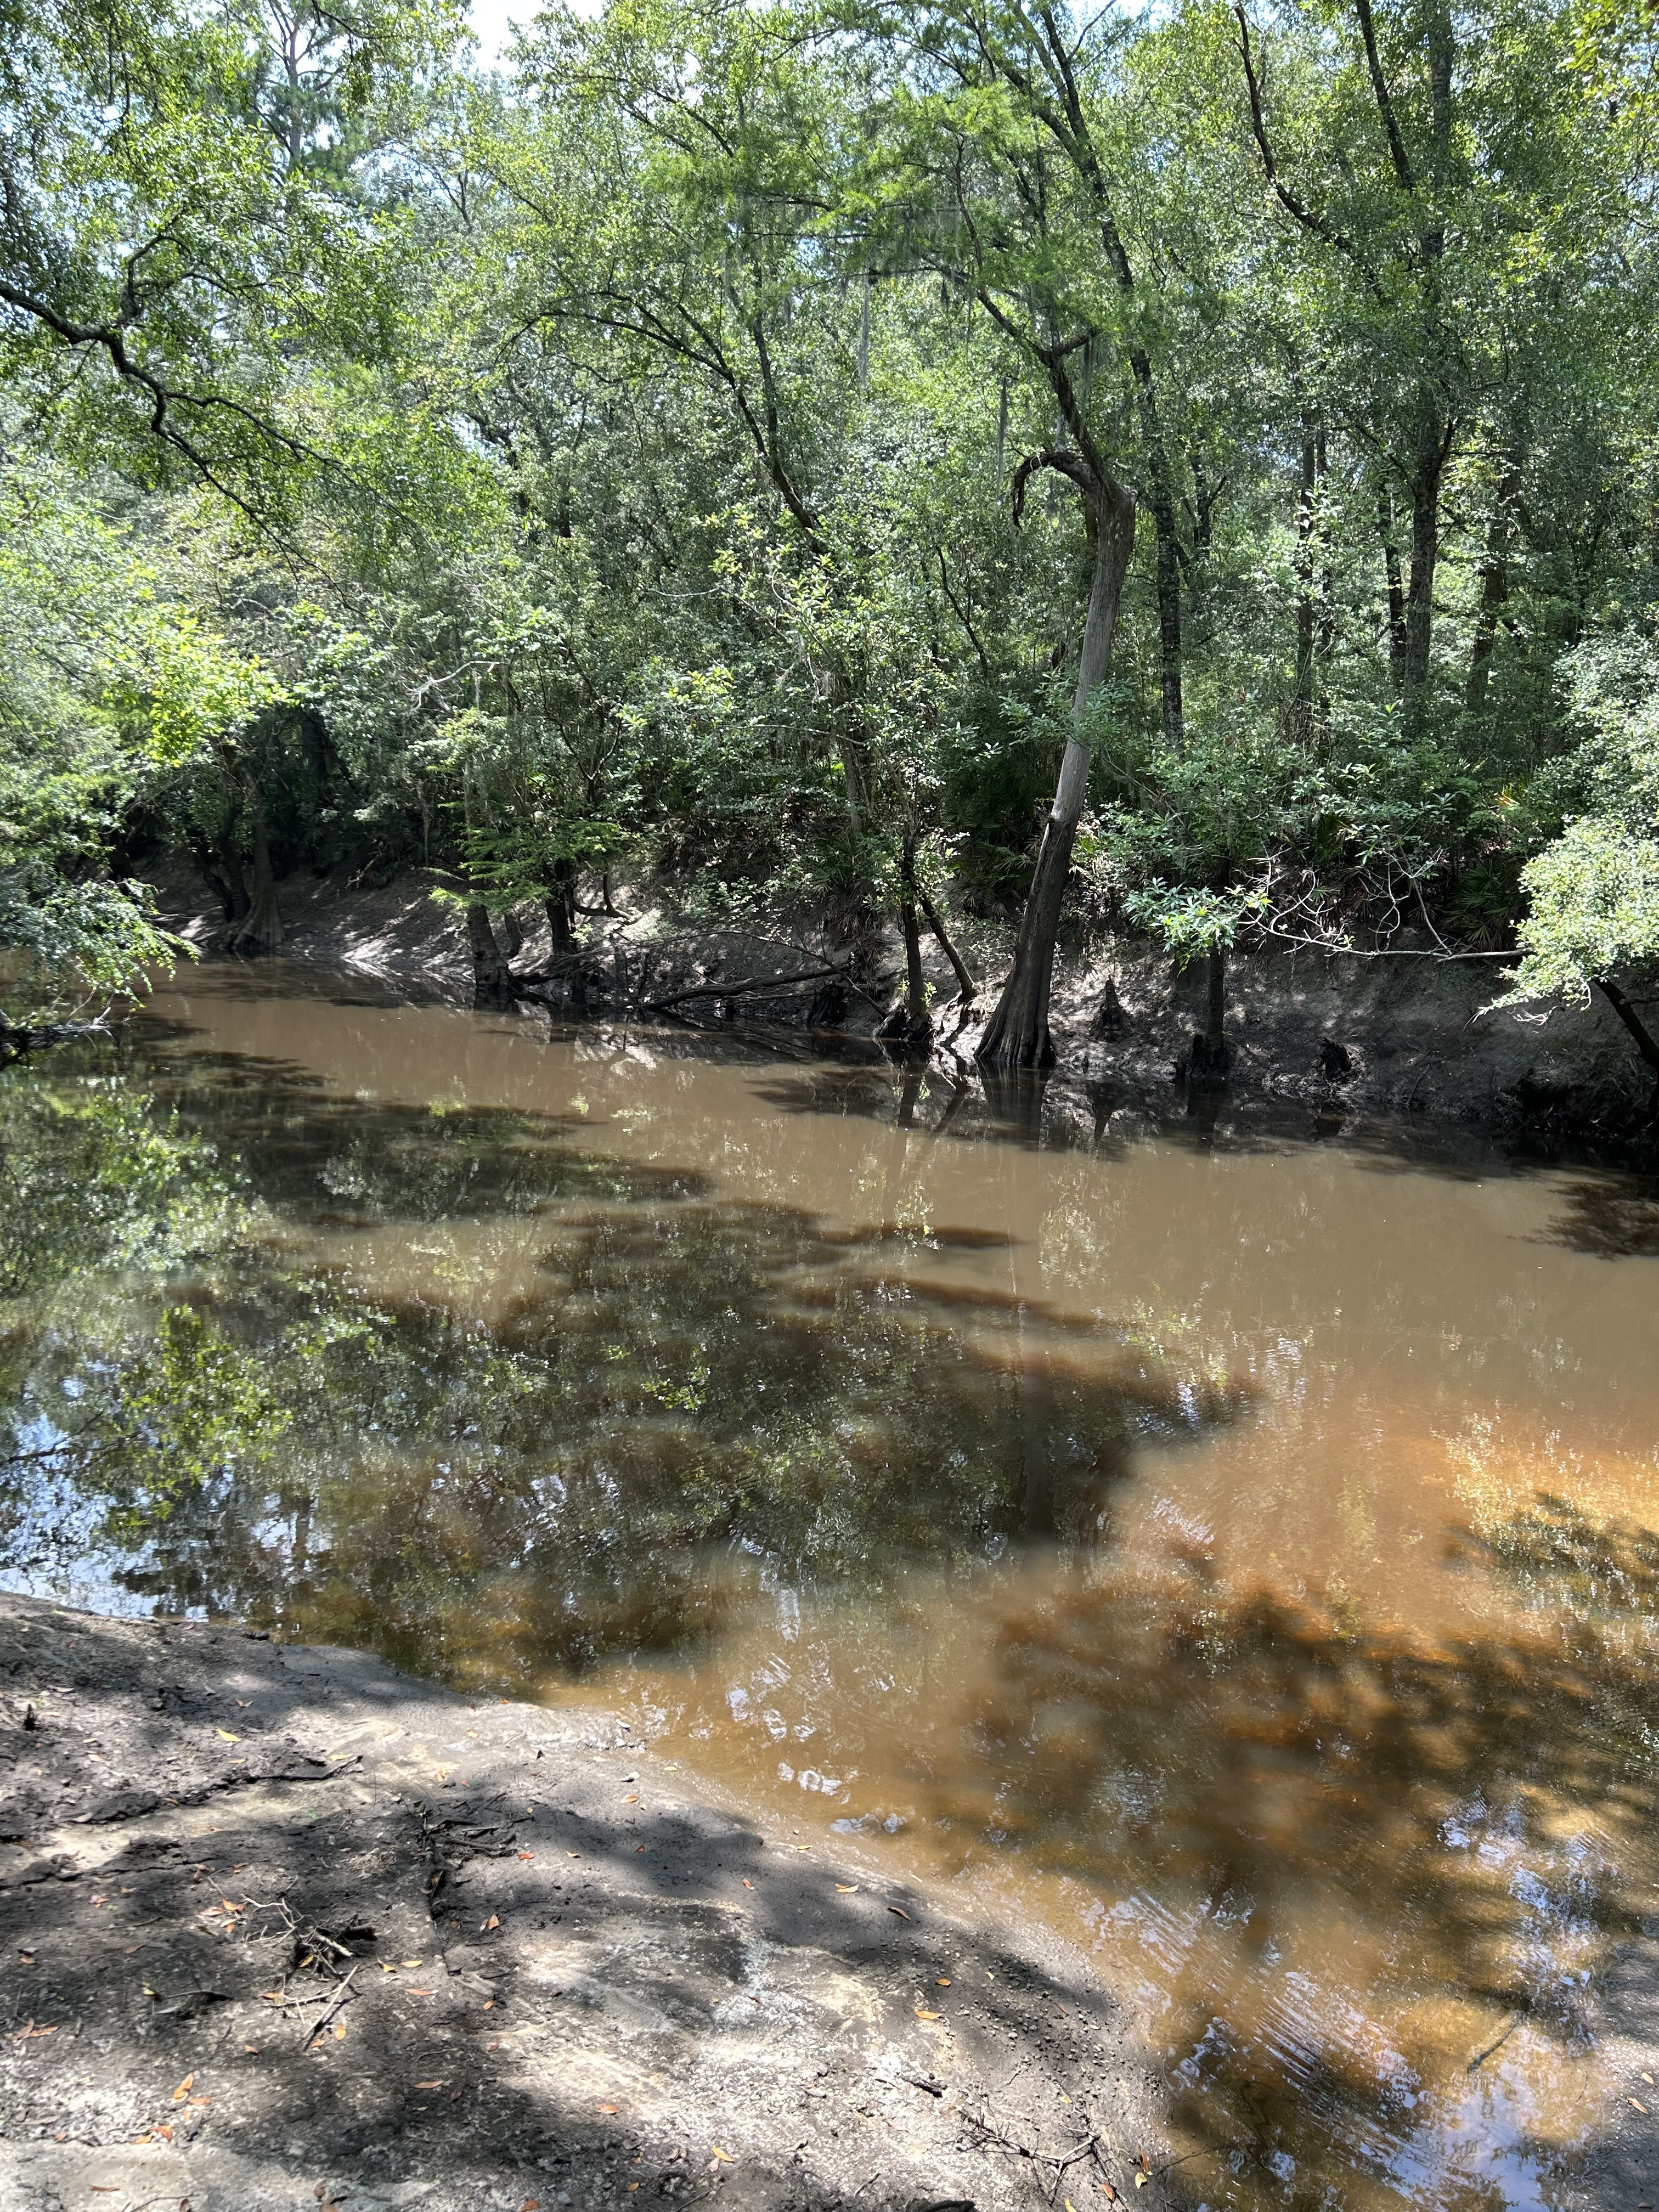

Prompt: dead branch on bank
xmin=641 ymin=962 xmax=854 ymax=1013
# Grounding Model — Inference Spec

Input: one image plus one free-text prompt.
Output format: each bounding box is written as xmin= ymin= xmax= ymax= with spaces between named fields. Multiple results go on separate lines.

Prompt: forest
xmin=11 ymin=15 xmax=1659 ymax=2201
xmin=4 ymin=0 xmax=1659 ymax=1077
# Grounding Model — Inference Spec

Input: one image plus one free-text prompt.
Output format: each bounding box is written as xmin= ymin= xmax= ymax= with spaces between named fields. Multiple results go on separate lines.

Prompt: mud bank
xmin=145 ymin=860 xmax=1652 ymax=1137
xmin=0 ymin=1594 xmax=1180 ymax=2212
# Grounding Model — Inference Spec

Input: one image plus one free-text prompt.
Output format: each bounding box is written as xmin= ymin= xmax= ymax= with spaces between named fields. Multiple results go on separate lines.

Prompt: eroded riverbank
xmin=146 ymin=862 xmax=1657 ymax=1142
xmin=0 ymin=1593 xmax=1177 ymax=2212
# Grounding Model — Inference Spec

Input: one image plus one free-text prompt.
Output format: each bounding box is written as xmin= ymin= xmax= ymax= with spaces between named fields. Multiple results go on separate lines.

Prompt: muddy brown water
xmin=4 ymin=962 xmax=1659 ymax=2209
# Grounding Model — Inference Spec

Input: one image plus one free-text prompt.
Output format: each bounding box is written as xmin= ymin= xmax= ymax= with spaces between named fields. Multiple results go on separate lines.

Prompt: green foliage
xmin=0 ymin=1032 xmax=1226 ymax=1638
xmin=1 ymin=0 xmax=466 ymax=522
xmin=1121 ymin=882 xmax=1270 ymax=966
xmin=0 ymin=0 xmax=1657 ymax=1057
xmin=1507 ymin=820 xmax=1659 ymax=1005
xmin=136 ymin=1302 xmax=290 ymax=1450
xmin=0 ymin=465 xmax=282 ymax=1002
xmin=0 ymin=1072 xmax=250 ymax=1300
xmin=1501 ymin=633 xmax=1659 ymax=1006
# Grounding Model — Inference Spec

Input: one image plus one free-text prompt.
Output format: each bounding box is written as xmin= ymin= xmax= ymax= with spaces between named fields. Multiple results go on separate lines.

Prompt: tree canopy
xmin=3 ymin=0 xmax=1657 ymax=1077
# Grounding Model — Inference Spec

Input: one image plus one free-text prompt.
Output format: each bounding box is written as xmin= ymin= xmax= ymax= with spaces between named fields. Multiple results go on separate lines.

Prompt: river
xmin=3 ymin=961 xmax=1658 ymax=2209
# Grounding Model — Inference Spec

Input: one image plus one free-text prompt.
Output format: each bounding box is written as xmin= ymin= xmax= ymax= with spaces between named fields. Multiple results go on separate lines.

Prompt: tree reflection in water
xmin=916 ymin=1525 xmax=1659 ymax=2203
xmin=0 ymin=1033 xmax=1234 ymax=1672
xmin=3 ymin=1015 xmax=1658 ymax=2212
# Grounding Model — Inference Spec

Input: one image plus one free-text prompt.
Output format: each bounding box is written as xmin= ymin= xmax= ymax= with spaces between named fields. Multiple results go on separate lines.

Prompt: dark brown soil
xmin=0 ymin=1594 xmax=1183 ymax=2212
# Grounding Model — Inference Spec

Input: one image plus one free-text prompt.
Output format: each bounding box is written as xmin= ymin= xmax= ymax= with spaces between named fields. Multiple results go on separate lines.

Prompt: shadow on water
xmin=748 ymin=1052 xmax=1659 ymax=1295
xmin=745 ymin=1027 xmax=1659 ymax=1227
xmin=146 ymin=1044 xmax=715 ymax=1224
xmin=0 ymin=1028 xmax=1241 ymax=1694
xmin=904 ymin=1527 xmax=1659 ymax=2204
xmin=1531 ymin=1175 xmax=1659 ymax=1257
xmin=5 ymin=982 xmax=1659 ymax=2210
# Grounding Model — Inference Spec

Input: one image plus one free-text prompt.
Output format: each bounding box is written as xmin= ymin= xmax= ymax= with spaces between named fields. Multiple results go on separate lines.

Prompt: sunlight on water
xmin=3 ymin=960 xmax=1658 ymax=2209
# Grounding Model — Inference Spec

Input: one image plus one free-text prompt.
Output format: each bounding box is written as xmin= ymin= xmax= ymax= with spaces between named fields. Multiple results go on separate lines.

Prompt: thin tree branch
xmin=1232 ymin=8 xmax=1386 ymax=301
xmin=1353 ymin=0 xmax=1417 ymax=191
xmin=934 ymin=547 xmax=992 ymax=675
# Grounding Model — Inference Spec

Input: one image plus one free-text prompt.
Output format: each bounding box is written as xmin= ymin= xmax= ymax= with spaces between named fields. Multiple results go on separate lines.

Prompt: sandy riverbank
xmin=0 ymin=1593 xmax=1180 ymax=2212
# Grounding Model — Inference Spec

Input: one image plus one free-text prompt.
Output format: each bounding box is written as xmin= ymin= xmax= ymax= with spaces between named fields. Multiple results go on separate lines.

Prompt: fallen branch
xmin=0 ymin=1018 xmax=106 ymax=1066
xmin=642 ymin=962 xmax=851 ymax=1013
xmin=1257 ymin=922 xmax=1517 ymax=962
xmin=1048 ymin=2134 xmax=1100 ymax=2168
xmin=301 ymin=1963 xmax=358 ymax=2047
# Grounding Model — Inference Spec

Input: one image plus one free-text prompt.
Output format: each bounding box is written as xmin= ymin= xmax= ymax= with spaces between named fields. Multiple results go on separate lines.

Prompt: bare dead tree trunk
xmin=228 ymin=802 xmax=283 ymax=955
xmin=978 ymin=462 xmax=1137 ymax=1070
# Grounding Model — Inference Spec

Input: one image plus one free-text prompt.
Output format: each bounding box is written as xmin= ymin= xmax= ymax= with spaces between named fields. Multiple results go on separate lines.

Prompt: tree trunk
xmin=1187 ymin=944 xmax=1229 ymax=1089
xmin=1403 ymin=406 xmax=1445 ymax=695
xmin=1379 ymin=488 xmax=1408 ymax=686
xmin=1190 ymin=451 xmax=1217 ymax=552
xmin=1595 ymin=977 xmax=1659 ymax=1103
xmin=228 ymin=804 xmax=283 ymax=955
xmin=1206 ymin=943 xmax=1226 ymax=1056
xmin=1125 ymin=351 xmax=1184 ymax=751
xmin=825 ymin=660 xmax=879 ymax=952
xmin=1466 ymin=462 xmax=1522 ymax=713
xmin=545 ymin=860 xmax=575 ymax=956
xmin=467 ymin=902 xmax=512 ymax=999
xmin=1090 ymin=975 xmax=1129 ymax=1040
xmin=211 ymin=828 xmax=250 ymax=924
xmin=1315 ymin=426 xmax=1335 ymax=733
xmin=1294 ymin=416 xmax=1318 ymax=743
xmin=838 ymin=731 xmax=871 ymax=843
xmin=898 ymin=837 xmax=932 ymax=1041
xmin=500 ymin=908 xmax=525 ymax=960
xmin=918 ymin=884 xmax=975 ymax=1003
xmin=1152 ymin=490 xmax=1184 ymax=751
xmin=895 ymin=1060 xmax=924 ymax=1128
xmin=978 ymin=476 xmax=1137 ymax=1070
xmin=825 ymin=659 xmax=872 ymax=845
xmin=196 ymin=859 xmax=236 ymax=926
